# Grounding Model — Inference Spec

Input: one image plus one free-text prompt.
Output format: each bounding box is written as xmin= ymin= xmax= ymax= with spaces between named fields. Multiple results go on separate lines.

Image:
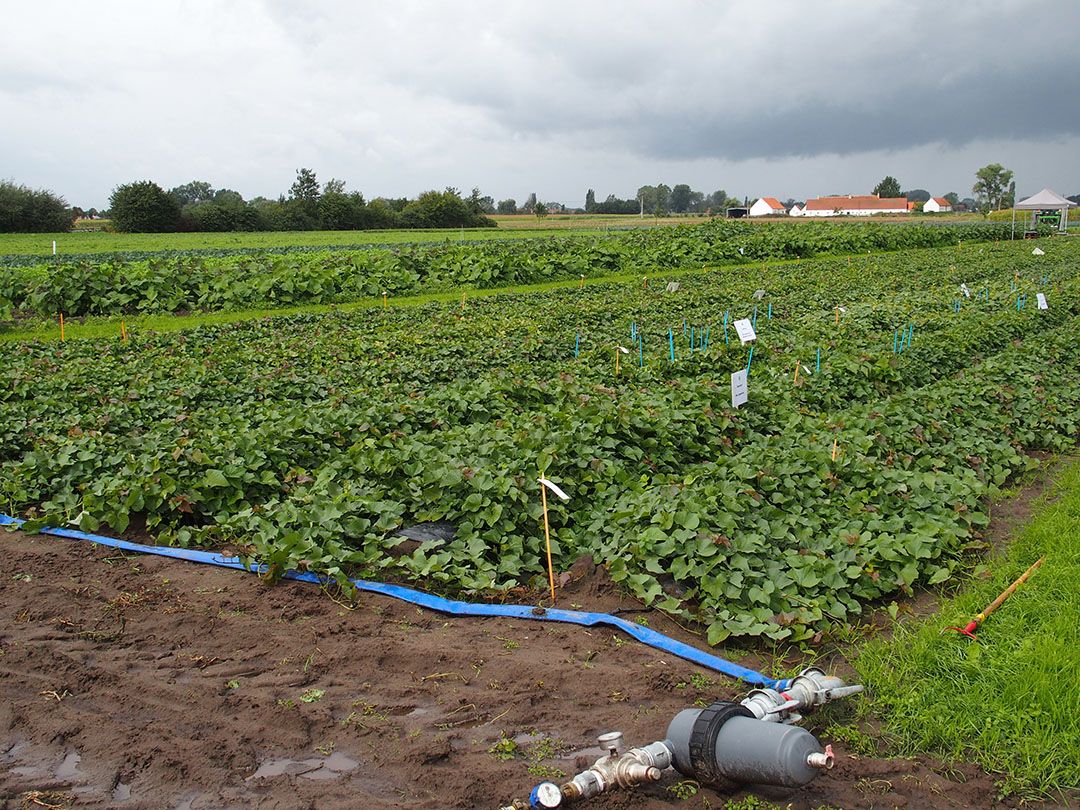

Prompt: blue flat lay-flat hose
xmin=0 ymin=513 xmax=784 ymax=688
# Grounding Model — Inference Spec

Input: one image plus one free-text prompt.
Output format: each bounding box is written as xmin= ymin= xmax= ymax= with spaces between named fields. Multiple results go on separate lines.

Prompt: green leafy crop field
xmin=3 ymin=236 xmax=1076 ymax=649
xmin=0 ymin=219 xmax=1015 ymax=321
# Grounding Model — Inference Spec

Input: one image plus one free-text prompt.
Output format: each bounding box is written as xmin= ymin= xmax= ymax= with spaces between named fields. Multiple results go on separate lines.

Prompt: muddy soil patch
xmin=2 ymin=529 xmax=1057 ymax=810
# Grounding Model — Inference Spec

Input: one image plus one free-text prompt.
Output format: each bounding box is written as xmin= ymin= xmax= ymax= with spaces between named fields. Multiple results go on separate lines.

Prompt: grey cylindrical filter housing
xmin=666 ymin=707 xmax=824 ymax=787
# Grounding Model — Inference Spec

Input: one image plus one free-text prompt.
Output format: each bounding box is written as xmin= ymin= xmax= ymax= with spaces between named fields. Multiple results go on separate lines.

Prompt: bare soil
xmin=4 ymin=520 xmax=1067 ymax=810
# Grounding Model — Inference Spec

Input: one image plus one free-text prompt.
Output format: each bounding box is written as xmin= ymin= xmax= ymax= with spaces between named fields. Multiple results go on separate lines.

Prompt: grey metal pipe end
xmin=806 ymin=744 xmax=834 ymax=770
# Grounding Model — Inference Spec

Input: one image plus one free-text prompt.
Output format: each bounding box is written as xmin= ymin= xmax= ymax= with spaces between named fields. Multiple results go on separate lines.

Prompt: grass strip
xmin=856 ymin=457 xmax=1080 ymax=800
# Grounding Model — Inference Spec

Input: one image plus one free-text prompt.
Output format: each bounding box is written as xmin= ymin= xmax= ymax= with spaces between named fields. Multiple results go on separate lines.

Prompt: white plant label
xmin=753 ymin=289 xmax=766 ymax=300
xmin=960 ymin=283 xmax=971 ymax=298
xmin=538 ymin=477 xmax=570 ymax=501
xmin=1037 ymin=292 xmax=1048 ymax=310
xmin=1032 ymin=247 xmax=1045 ymax=256
xmin=731 ymin=369 xmax=748 ymax=409
xmin=733 ymin=318 xmax=756 ymax=344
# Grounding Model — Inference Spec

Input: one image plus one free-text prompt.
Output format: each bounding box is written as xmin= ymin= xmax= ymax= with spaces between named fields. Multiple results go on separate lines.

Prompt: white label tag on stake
xmin=1037 ymin=292 xmax=1048 ymax=310
xmin=733 ymin=318 xmax=756 ymax=344
xmin=960 ymin=283 xmax=971 ymax=298
xmin=538 ymin=477 xmax=570 ymax=501
xmin=731 ymin=369 xmax=748 ymax=409
xmin=1032 ymin=247 xmax=1045 ymax=256
xmin=752 ymin=289 xmax=766 ymax=300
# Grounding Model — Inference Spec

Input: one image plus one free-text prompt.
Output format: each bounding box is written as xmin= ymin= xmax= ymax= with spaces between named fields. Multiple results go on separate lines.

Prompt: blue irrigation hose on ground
xmin=0 ymin=514 xmax=784 ymax=688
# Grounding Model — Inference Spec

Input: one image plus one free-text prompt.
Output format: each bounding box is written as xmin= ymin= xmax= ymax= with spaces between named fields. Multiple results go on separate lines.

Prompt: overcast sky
xmin=3 ymin=1 xmax=1079 ymax=209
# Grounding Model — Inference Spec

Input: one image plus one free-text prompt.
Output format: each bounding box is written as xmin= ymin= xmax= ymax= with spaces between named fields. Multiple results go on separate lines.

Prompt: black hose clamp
xmin=687 ymin=700 xmax=754 ymax=785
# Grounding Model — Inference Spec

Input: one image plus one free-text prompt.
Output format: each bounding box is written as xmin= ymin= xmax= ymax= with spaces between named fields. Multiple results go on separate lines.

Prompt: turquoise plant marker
xmin=723 ymin=311 xmax=729 ymax=345
xmin=893 ymin=330 xmax=898 ymax=354
xmin=703 ymin=326 xmax=709 ymax=350
xmin=669 ymin=329 xmax=675 ymax=363
xmin=767 ymin=302 xmax=772 ymax=319
xmin=639 ymin=335 xmax=644 ymax=367
xmin=690 ymin=326 xmax=695 ymax=352
xmin=746 ymin=345 xmax=754 ymax=374
xmin=575 ymin=333 xmax=580 ymax=358
xmin=752 ymin=306 xmax=758 ymax=329
xmin=815 ymin=348 xmax=821 ymax=373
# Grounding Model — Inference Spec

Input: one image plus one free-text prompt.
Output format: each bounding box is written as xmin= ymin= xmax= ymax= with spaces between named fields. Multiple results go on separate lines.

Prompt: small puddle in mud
xmin=55 ymin=750 xmax=82 ymax=780
xmin=112 ymin=782 xmax=132 ymax=801
xmin=248 ymin=751 xmax=359 ymax=781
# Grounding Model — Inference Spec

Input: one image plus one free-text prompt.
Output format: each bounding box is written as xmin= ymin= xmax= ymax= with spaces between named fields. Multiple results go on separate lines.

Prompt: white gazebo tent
xmin=1011 ymin=187 xmax=1076 ymax=238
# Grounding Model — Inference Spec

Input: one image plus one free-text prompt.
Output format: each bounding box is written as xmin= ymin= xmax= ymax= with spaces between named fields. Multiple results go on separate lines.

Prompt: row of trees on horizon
xmin=0 ymin=163 xmax=1066 ymax=233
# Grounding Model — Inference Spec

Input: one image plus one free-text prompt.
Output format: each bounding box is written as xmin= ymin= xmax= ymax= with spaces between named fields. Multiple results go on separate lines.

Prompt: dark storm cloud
xmin=630 ymin=60 xmax=1080 ymax=161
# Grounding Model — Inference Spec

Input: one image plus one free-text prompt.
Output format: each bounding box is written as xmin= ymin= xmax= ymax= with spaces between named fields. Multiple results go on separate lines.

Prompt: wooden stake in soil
xmin=538 ymin=477 xmax=570 ymax=606
xmin=793 ymin=360 xmax=800 ymax=386
xmin=120 ymin=320 xmax=127 ymax=341
xmin=382 ymin=291 xmax=387 ymax=309
xmin=831 ymin=437 xmax=839 ymax=461
xmin=59 ymin=313 xmax=65 ymax=342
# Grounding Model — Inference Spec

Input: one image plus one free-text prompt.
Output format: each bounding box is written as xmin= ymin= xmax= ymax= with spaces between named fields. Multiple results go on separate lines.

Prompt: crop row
xmin=2 ymin=239 xmax=1076 ymax=644
xmin=0 ymin=220 xmax=1016 ymax=320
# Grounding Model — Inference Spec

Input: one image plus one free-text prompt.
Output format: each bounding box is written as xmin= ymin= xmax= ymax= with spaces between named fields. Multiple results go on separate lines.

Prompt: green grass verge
xmin=856 ymin=457 xmax=1080 ymax=800
xmin=0 ymin=224 xmax=643 ymax=256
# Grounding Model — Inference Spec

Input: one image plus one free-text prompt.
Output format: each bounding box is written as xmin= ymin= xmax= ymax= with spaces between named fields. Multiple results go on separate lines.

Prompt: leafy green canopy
xmin=2 ymin=239 xmax=1076 ymax=646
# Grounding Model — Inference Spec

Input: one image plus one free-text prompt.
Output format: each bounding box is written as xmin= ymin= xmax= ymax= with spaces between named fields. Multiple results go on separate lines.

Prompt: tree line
xmin=108 ymin=170 xmax=496 ymax=232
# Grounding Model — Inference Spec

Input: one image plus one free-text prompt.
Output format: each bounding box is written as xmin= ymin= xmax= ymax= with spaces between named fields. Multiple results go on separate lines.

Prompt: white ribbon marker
xmin=538 ymin=478 xmax=570 ymax=502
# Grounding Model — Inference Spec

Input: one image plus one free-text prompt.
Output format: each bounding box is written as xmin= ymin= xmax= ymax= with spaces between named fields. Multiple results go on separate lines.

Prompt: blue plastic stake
xmin=767 ymin=302 xmax=772 ymax=319
xmin=753 ymin=306 xmax=758 ymax=329
xmin=815 ymin=348 xmax=821 ymax=374
xmin=669 ymin=329 xmax=675 ymax=363
xmin=893 ymin=330 xmax=898 ymax=354
xmin=575 ymin=333 xmax=580 ymax=358
xmin=724 ymin=311 xmax=729 ymax=345
xmin=690 ymin=326 xmax=695 ymax=352
xmin=704 ymin=326 xmax=710 ymax=350
xmin=639 ymin=335 xmax=644 ymax=367
xmin=746 ymin=345 xmax=754 ymax=374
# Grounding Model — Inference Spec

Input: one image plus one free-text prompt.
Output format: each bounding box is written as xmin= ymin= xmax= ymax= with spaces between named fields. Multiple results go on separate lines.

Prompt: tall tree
xmin=496 ymin=198 xmax=518 ymax=215
xmin=109 ymin=181 xmax=180 ymax=232
xmin=972 ymin=163 xmax=1014 ymax=212
xmin=0 ymin=180 xmax=73 ymax=232
xmin=943 ymin=192 xmax=960 ymax=206
xmin=322 ymin=178 xmax=346 ymax=195
xmin=585 ymin=188 xmax=596 ymax=213
xmin=669 ymin=184 xmax=693 ymax=213
xmin=169 ymin=180 xmax=214 ymax=207
xmin=290 ymin=168 xmax=320 ymax=202
xmin=534 ymin=201 xmax=548 ymax=219
xmin=873 ymin=176 xmax=902 ymax=198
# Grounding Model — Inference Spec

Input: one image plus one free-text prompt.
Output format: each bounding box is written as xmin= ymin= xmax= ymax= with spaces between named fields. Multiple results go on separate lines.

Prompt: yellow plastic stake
xmin=615 ymin=348 xmax=620 ymax=376
xmin=835 ymin=306 xmax=840 ymax=326
xmin=539 ymin=482 xmax=557 ymax=605
xmin=120 ymin=320 xmax=127 ymax=341
xmin=59 ymin=313 xmax=65 ymax=342
xmin=643 ymin=276 xmax=648 ymax=290
xmin=831 ymin=437 xmax=839 ymax=461
xmin=579 ymin=275 xmax=584 ymax=289
xmin=793 ymin=360 xmax=800 ymax=386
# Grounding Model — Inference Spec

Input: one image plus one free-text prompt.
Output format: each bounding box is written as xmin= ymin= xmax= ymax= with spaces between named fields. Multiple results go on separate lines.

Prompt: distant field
xmin=0 ymin=225 xmax=619 ymax=257
xmin=1 ymin=212 xmax=992 ymax=256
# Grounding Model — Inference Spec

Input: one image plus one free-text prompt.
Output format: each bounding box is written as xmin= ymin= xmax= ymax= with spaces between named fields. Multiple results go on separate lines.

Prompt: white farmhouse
xmin=801 ymin=194 xmax=909 ymax=217
xmin=923 ymin=197 xmax=952 ymax=213
xmin=748 ymin=197 xmax=787 ymax=217
xmin=789 ymin=204 xmax=804 ymax=217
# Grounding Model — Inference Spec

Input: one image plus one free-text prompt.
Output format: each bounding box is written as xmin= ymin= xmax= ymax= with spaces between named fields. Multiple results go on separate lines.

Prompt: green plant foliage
xmin=1 ymin=238 xmax=1076 ymax=648
xmin=0 ymin=220 xmax=1015 ymax=319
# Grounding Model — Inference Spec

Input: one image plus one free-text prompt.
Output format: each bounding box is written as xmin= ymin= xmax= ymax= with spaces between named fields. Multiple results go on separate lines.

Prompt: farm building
xmin=748 ymin=197 xmax=787 ymax=217
xmin=801 ymin=194 xmax=910 ymax=217
xmin=789 ymin=204 xmax=805 ymax=216
xmin=924 ymin=197 xmax=952 ymax=213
